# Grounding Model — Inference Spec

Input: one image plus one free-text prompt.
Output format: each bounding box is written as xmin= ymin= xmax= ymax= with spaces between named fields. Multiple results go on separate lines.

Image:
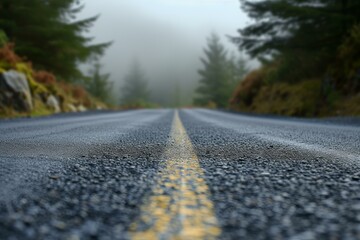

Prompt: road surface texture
xmin=0 ymin=109 xmax=360 ymax=240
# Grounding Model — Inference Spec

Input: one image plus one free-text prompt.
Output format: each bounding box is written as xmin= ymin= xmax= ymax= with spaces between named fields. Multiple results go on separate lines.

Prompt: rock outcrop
xmin=46 ymin=95 xmax=61 ymax=113
xmin=0 ymin=70 xmax=33 ymax=112
xmin=0 ymin=44 xmax=107 ymax=118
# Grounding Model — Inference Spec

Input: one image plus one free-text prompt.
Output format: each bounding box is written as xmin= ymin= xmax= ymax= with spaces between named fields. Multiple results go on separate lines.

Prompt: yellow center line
xmin=130 ymin=110 xmax=221 ymax=240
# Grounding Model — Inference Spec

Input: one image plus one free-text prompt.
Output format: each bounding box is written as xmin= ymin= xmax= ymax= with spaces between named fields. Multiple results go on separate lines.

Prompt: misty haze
xmin=78 ymin=0 xmax=251 ymax=106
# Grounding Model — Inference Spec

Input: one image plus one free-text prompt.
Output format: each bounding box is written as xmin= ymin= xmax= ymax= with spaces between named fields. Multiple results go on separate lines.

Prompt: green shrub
xmin=230 ymin=69 xmax=265 ymax=110
xmin=251 ymin=79 xmax=322 ymax=117
xmin=334 ymin=94 xmax=360 ymax=116
xmin=331 ymin=23 xmax=360 ymax=93
xmin=0 ymin=30 xmax=7 ymax=47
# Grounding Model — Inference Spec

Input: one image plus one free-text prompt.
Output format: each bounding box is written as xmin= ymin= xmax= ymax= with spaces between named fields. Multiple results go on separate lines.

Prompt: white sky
xmin=78 ymin=0 xmax=251 ymax=104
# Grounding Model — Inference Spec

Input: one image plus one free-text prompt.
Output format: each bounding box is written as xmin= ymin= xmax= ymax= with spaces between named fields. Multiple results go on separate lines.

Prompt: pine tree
xmin=227 ymin=53 xmax=249 ymax=89
xmin=233 ymin=0 xmax=360 ymax=58
xmin=86 ymin=62 xmax=113 ymax=104
xmin=120 ymin=60 xmax=149 ymax=105
xmin=194 ymin=33 xmax=232 ymax=108
xmin=232 ymin=0 xmax=360 ymax=84
xmin=0 ymin=0 xmax=111 ymax=81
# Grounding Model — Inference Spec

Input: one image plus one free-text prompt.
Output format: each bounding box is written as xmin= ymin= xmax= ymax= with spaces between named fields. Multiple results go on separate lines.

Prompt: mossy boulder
xmin=0 ymin=70 xmax=33 ymax=112
xmin=15 ymin=63 xmax=48 ymax=95
xmin=0 ymin=43 xmax=108 ymax=118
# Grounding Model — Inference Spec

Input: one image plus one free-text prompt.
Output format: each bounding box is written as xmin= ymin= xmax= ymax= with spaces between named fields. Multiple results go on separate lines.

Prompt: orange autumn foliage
xmin=34 ymin=71 xmax=57 ymax=85
xmin=0 ymin=43 xmax=23 ymax=66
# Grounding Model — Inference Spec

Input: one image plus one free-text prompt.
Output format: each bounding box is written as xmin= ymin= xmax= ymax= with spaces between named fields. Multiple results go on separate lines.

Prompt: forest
xmin=0 ymin=0 xmax=359 ymax=118
xmin=228 ymin=0 xmax=360 ymax=116
xmin=0 ymin=0 xmax=112 ymax=117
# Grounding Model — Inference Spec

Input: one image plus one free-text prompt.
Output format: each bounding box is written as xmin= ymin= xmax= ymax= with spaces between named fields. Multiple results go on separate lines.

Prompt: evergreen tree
xmin=233 ymin=0 xmax=360 ymax=58
xmin=227 ymin=53 xmax=249 ymax=89
xmin=86 ymin=62 xmax=113 ymax=104
xmin=232 ymin=0 xmax=360 ymax=84
xmin=194 ymin=33 xmax=232 ymax=108
xmin=120 ymin=60 xmax=149 ymax=105
xmin=0 ymin=0 xmax=111 ymax=81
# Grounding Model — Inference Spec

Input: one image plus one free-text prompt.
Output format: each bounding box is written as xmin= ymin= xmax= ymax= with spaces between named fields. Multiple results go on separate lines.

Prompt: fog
xmin=79 ymin=0 xmax=251 ymax=106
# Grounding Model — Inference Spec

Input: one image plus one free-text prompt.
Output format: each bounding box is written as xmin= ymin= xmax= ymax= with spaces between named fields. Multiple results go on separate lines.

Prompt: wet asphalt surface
xmin=1 ymin=109 xmax=360 ymax=239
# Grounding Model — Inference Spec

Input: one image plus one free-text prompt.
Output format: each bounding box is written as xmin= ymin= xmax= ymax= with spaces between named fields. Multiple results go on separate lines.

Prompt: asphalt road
xmin=1 ymin=109 xmax=360 ymax=240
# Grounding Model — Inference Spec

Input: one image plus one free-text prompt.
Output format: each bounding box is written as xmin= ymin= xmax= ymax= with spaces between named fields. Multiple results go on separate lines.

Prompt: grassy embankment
xmin=0 ymin=44 xmax=107 ymax=119
xmin=230 ymin=25 xmax=360 ymax=117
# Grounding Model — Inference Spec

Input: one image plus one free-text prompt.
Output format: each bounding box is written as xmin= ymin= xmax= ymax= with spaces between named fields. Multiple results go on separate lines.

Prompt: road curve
xmin=0 ymin=109 xmax=360 ymax=239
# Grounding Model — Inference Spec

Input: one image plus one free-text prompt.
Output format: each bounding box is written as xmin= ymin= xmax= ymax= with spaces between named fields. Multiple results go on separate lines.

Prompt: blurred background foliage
xmin=0 ymin=0 xmax=114 ymax=117
xmin=0 ymin=43 xmax=107 ymax=118
xmin=0 ymin=0 xmax=359 ymax=117
xmin=229 ymin=0 xmax=360 ymax=116
xmin=0 ymin=0 xmax=111 ymax=81
xmin=194 ymin=33 xmax=249 ymax=108
xmin=120 ymin=60 xmax=150 ymax=107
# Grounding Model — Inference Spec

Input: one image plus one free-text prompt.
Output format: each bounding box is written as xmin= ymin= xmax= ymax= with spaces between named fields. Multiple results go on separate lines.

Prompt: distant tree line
xmin=119 ymin=60 xmax=150 ymax=107
xmin=85 ymin=62 xmax=114 ymax=105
